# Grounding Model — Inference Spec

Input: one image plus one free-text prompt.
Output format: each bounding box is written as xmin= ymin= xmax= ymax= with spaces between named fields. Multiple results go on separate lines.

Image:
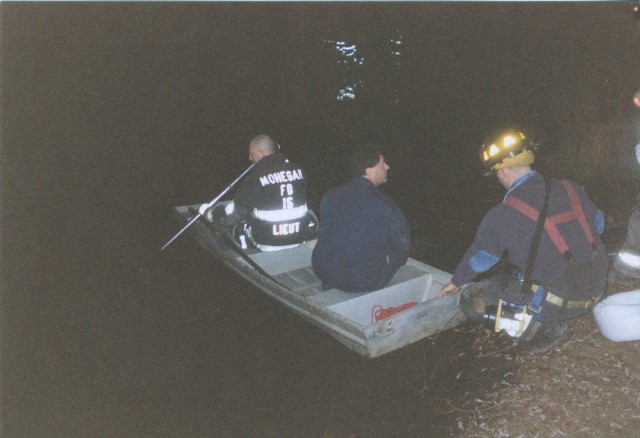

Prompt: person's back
xmin=312 ymin=144 xmax=410 ymax=292
xmin=207 ymin=134 xmax=316 ymax=251
xmin=233 ymin=151 xmax=307 ymax=222
xmin=458 ymin=172 xmax=605 ymax=286
xmin=438 ymin=128 xmax=608 ymax=352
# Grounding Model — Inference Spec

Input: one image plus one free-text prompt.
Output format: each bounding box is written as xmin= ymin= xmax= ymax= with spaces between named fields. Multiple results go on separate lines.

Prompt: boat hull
xmin=173 ymin=205 xmax=467 ymax=358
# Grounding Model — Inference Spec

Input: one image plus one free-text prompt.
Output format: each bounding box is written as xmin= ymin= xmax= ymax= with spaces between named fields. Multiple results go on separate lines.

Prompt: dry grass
xmin=451 ymin=274 xmax=640 ymax=437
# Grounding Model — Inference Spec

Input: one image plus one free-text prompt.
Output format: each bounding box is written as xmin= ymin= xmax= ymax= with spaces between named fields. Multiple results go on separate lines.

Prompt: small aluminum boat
xmin=173 ymin=204 xmax=467 ymax=358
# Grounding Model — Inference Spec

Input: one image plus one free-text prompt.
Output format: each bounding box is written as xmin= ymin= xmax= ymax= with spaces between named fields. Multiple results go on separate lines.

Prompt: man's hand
xmin=436 ymin=282 xmax=460 ymax=300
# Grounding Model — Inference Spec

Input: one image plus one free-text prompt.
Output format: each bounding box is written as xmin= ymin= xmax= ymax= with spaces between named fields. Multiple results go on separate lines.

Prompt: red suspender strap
xmin=504 ymin=197 xmax=571 ymax=255
xmin=559 ymin=180 xmax=596 ymax=246
xmin=504 ymin=180 xmax=596 ymax=255
xmin=503 ymin=197 xmax=538 ymax=221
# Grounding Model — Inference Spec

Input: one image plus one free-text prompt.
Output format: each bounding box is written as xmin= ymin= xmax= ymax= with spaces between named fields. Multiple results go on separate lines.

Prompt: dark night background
xmin=2 ymin=3 xmax=639 ymax=437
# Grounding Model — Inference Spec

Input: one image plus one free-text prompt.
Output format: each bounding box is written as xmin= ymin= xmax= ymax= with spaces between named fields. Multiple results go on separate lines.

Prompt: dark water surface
xmin=3 ymin=4 xmax=639 ymax=437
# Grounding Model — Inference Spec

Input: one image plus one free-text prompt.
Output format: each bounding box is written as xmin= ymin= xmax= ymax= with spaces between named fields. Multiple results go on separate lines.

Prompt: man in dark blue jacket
xmin=437 ymin=129 xmax=608 ymax=353
xmin=312 ymin=144 xmax=411 ymax=292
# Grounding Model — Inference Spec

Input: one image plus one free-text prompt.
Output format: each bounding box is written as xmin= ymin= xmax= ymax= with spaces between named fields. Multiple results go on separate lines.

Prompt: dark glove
xmin=218 ymin=205 xmax=249 ymax=227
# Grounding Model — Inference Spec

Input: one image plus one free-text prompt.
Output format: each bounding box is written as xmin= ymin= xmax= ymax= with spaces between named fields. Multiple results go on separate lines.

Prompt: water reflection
xmin=388 ymin=29 xmax=404 ymax=104
xmin=324 ymin=39 xmax=365 ymax=101
xmin=323 ymin=29 xmax=405 ymax=103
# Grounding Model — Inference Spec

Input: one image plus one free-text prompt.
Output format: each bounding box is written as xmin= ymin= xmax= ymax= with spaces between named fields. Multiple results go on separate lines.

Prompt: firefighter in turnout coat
xmin=202 ymin=134 xmax=316 ymax=251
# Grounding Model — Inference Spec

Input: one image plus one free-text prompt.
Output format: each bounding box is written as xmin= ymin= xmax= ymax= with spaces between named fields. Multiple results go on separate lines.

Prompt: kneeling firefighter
xmin=437 ymin=129 xmax=608 ymax=353
xmin=201 ymin=134 xmax=317 ymax=251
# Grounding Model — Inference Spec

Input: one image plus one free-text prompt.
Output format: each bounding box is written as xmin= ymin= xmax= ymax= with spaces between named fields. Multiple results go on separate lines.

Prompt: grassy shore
xmin=451 ymin=270 xmax=640 ymax=437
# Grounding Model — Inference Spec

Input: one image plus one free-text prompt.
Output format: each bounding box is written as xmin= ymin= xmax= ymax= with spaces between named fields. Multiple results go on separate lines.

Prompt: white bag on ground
xmin=593 ymin=290 xmax=640 ymax=342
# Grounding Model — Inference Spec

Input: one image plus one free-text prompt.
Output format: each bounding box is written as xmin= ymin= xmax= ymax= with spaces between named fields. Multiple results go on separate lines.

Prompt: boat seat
xmin=243 ymin=240 xmax=315 ymax=276
xmin=307 ymin=264 xmax=430 ymax=307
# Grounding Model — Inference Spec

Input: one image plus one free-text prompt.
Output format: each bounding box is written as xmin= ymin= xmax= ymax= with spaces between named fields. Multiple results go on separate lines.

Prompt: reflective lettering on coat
xmin=259 ymin=169 xmax=303 ymax=186
xmin=272 ymin=222 xmax=301 ymax=236
xmin=280 ymin=183 xmax=293 ymax=196
xmin=282 ymin=197 xmax=293 ymax=209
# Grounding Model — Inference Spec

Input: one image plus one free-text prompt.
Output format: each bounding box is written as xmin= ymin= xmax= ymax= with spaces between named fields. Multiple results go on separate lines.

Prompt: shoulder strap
xmin=521 ymin=177 xmax=551 ymax=296
xmin=559 ymin=180 xmax=596 ymax=248
xmin=504 ymin=180 xmax=593 ymax=257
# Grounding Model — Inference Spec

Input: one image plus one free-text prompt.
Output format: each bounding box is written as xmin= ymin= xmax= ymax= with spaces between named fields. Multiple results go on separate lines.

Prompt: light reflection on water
xmin=324 ymin=28 xmax=405 ymax=103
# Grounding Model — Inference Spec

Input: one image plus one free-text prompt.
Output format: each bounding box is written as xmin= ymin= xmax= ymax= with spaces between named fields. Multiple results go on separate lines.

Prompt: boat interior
xmin=236 ymin=240 xmax=451 ymax=327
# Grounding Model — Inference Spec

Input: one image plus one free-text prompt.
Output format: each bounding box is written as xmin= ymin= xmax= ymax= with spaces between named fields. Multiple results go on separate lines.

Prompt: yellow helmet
xmin=480 ymin=129 xmax=537 ymax=176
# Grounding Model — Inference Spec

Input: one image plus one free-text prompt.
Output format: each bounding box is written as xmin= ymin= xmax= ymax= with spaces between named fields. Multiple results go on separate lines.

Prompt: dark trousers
xmin=460 ymin=259 xmax=606 ymax=326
